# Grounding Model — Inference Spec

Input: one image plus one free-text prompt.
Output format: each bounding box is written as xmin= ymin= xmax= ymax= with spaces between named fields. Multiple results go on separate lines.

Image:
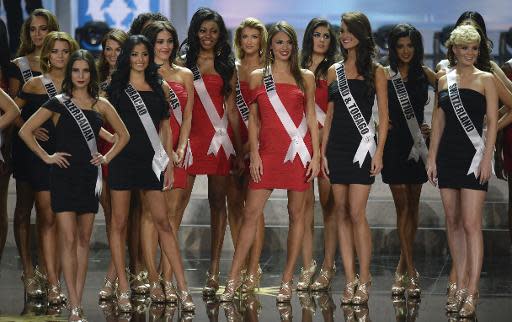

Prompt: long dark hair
xmin=300 ymin=18 xmax=338 ymax=81
xmin=128 ymin=12 xmax=169 ymax=35
xmin=340 ymin=12 xmax=377 ymax=95
xmin=97 ymin=29 xmax=128 ymax=83
xmin=264 ymin=21 xmax=304 ymax=91
xmin=62 ymin=49 xmax=99 ymax=99
xmin=388 ymin=23 xmax=426 ymax=83
xmin=142 ymin=20 xmax=179 ymax=64
xmin=0 ymin=19 xmax=10 ymax=83
xmin=183 ymin=7 xmax=235 ymax=96
xmin=107 ymin=35 xmax=166 ymax=112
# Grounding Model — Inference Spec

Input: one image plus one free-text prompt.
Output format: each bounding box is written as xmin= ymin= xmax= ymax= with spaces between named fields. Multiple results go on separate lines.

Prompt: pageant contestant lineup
xmin=0 ymin=7 xmax=510 ymax=322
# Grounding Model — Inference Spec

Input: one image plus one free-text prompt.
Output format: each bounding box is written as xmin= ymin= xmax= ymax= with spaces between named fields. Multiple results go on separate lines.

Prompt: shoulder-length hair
xmin=264 ymin=21 xmax=304 ymax=91
xmin=62 ymin=49 xmax=99 ymax=99
xmin=388 ymin=23 xmax=425 ymax=83
xmin=300 ymin=18 xmax=338 ymax=81
xmin=182 ymin=7 xmax=235 ymax=96
xmin=451 ymin=17 xmax=492 ymax=72
xmin=40 ymin=31 xmax=79 ymax=73
xmin=17 ymin=9 xmax=60 ymax=57
xmin=446 ymin=24 xmax=483 ymax=69
xmin=340 ymin=11 xmax=377 ymax=95
xmin=97 ymin=29 xmax=128 ymax=83
xmin=106 ymin=35 xmax=166 ymax=112
xmin=141 ymin=20 xmax=179 ymax=64
xmin=233 ymin=17 xmax=267 ymax=60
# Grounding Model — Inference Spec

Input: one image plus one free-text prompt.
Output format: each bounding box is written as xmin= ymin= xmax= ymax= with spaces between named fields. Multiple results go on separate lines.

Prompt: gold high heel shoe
xmin=219 ymin=278 xmax=242 ymax=302
xmin=149 ymin=281 xmax=165 ymax=303
xmin=221 ymin=301 xmax=243 ymax=322
xmin=21 ymin=273 xmax=44 ymax=298
xmin=117 ymin=290 xmax=132 ymax=312
xmin=203 ymin=270 xmax=220 ymax=296
xmin=445 ymin=288 xmax=467 ymax=312
xmin=276 ymin=280 xmax=293 ymax=303
xmin=242 ymin=266 xmax=262 ymax=293
xmin=310 ymin=264 xmax=336 ymax=291
xmin=69 ymin=306 xmax=85 ymax=322
xmin=177 ymin=289 xmax=196 ymax=312
xmin=98 ymin=277 xmax=117 ymax=300
xmin=128 ymin=269 xmax=149 ymax=295
xmin=352 ymin=275 xmax=372 ymax=305
xmin=277 ymin=302 xmax=293 ymax=321
xmin=391 ymin=271 xmax=407 ymax=296
xmin=298 ymin=291 xmax=316 ymax=313
xmin=47 ymin=283 xmax=64 ymax=305
xmin=163 ymin=280 xmax=178 ymax=303
xmin=446 ymin=281 xmax=457 ymax=304
xmin=459 ymin=292 xmax=478 ymax=317
xmin=406 ymin=270 xmax=421 ymax=298
xmin=340 ymin=276 xmax=359 ymax=305
xmin=296 ymin=260 xmax=317 ymax=291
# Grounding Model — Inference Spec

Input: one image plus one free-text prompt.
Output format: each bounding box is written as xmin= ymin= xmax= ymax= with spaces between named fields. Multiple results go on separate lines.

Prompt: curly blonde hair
xmin=446 ymin=25 xmax=481 ymax=67
xmin=40 ymin=32 xmax=79 ymax=73
xmin=233 ymin=17 xmax=267 ymax=60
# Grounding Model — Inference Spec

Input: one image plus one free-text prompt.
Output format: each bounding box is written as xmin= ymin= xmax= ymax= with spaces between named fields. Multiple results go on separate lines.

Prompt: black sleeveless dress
xmin=7 ymin=61 xmax=41 ymax=87
xmin=382 ymin=76 xmax=429 ymax=184
xmin=326 ymin=79 xmax=376 ymax=184
xmin=437 ymin=89 xmax=488 ymax=191
xmin=42 ymin=97 xmax=103 ymax=213
xmin=108 ymin=90 xmax=169 ymax=190
xmin=13 ymin=91 xmax=55 ymax=190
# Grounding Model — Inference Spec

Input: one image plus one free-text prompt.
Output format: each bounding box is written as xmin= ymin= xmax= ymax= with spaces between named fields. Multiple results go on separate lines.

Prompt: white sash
xmin=235 ymin=69 xmax=249 ymax=129
xmin=191 ymin=66 xmax=235 ymax=158
xmin=334 ymin=62 xmax=376 ymax=167
xmin=315 ymin=103 xmax=326 ymax=127
xmin=56 ymin=94 xmax=102 ymax=196
xmin=41 ymin=75 xmax=58 ymax=98
xmin=168 ymin=84 xmax=183 ymax=126
xmin=17 ymin=56 xmax=33 ymax=83
xmin=446 ymin=70 xmax=486 ymax=177
xmin=262 ymin=70 xmax=311 ymax=167
xmin=389 ymin=69 xmax=428 ymax=165
xmin=125 ymin=84 xmax=170 ymax=179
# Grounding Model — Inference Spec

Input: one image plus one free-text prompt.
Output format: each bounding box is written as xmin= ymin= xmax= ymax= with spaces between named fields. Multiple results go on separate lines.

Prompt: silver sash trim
xmin=168 ymin=84 xmax=183 ymax=126
xmin=390 ymin=69 xmax=428 ymax=164
xmin=315 ymin=103 xmax=326 ymax=127
xmin=446 ymin=70 xmax=485 ymax=177
xmin=262 ymin=70 xmax=311 ymax=167
xmin=334 ymin=62 xmax=376 ymax=167
xmin=18 ymin=56 xmax=33 ymax=83
xmin=41 ymin=75 xmax=58 ymax=99
xmin=191 ymin=66 xmax=235 ymax=158
xmin=56 ymin=94 xmax=102 ymax=196
xmin=235 ymin=68 xmax=249 ymax=129
xmin=125 ymin=84 xmax=170 ymax=179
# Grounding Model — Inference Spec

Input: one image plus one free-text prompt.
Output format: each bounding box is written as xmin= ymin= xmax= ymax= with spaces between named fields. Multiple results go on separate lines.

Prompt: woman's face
xmin=270 ymin=31 xmax=293 ymax=62
xmin=71 ymin=59 xmax=91 ymax=90
xmin=49 ymin=40 xmax=71 ymax=70
xmin=154 ymin=30 xmax=174 ymax=62
xmin=395 ymin=36 xmax=415 ymax=65
xmin=339 ymin=21 xmax=359 ymax=50
xmin=197 ymin=20 xmax=219 ymax=51
xmin=452 ymin=42 xmax=479 ymax=67
xmin=130 ymin=43 xmax=149 ymax=72
xmin=104 ymin=39 xmax=122 ymax=68
xmin=30 ymin=16 xmax=50 ymax=48
xmin=240 ymin=27 xmax=261 ymax=56
xmin=312 ymin=25 xmax=331 ymax=55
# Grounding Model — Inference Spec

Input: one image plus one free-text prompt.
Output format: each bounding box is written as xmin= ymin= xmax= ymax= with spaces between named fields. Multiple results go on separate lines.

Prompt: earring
xmin=216 ymin=49 xmax=222 ymax=57
xmin=270 ymin=50 xmax=274 ymax=62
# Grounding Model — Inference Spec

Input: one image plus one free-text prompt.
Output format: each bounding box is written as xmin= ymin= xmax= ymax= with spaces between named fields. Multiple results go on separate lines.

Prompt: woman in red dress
xmin=220 ymin=21 xmax=320 ymax=302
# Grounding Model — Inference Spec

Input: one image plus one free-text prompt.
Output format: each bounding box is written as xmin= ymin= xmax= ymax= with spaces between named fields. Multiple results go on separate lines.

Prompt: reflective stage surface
xmin=0 ymin=249 xmax=511 ymax=321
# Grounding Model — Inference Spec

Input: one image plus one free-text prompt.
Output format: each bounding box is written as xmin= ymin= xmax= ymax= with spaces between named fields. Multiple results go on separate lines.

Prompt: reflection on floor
xmin=1 ymin=249 xmax=511 ymax=321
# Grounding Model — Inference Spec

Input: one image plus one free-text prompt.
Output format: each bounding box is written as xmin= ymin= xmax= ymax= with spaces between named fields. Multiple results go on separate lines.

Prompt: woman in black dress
xmin=8 ymin=9 xmax=59 ymax=298
xmin=322 ymin=11 xmax=388 ymax=305
xmin=427 ymin=24 xmax=498 ymax=317
xmin=382 ymin=24 xmax=436 ymax=298
xmin=14 ymin=31 xmax=78 ymax=303
xmin=107 ymin=35 xmax=195 ymax=312
xmin=19 ymin=49 xmax=129 ymax=322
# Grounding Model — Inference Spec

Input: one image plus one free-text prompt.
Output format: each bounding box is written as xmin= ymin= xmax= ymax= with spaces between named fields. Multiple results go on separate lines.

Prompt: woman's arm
xmin=175 ymin=68 xmax=194 ymax=163
xmin=0 ymin=88 xmax=20 ymax=129
xmin=302 ymin=69 xmax=320 ymax=181
xmin=372 ymin=65 xmax=389 ymax=176
xmin=96 ymin=98 xmax=130 ymax=164
xmin=479 ymin=73 xmax=499 ymax=183
xmin=426 ymin=76 xmax=447 ymax=185
xmin=248 ymin=70 xmax=263 ymax=183
xmin=161 ymin=82 xmax=174 ymax=189
xmin=321 ymin=66 xmax=336 ymax=176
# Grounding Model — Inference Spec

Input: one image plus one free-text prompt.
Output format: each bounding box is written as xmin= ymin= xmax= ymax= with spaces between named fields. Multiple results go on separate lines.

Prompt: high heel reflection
xmin=21 ymin=298 xmax=46 ymax=316
xmin=205 ymin=297 xmax=220 ymax=322
xmin=393 ymin=296 xmax=420 ymax=322
xmin=276 ymin=302 xmax=293 ymax=321
xmin=341 ymin=304 xmax=356 ymax=322
xmin=243 ymin=293 xmax=261 ymax=322
xmin=298 ymin=291 xmax=315 ymax=321
xmin=149 ymin=303 xmax=165 ymax=321
xmin=313 ymin=292 xmax=335 ymax=322
xmin=221 ymin=301 xmax=243 ymax=322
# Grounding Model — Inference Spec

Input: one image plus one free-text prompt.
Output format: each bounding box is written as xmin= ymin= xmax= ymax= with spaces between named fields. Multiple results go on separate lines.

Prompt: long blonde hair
xmin=17 ymin=9 xmax=60 ymax=57
xmin=233 ymin=17 xmax=267 ymax=60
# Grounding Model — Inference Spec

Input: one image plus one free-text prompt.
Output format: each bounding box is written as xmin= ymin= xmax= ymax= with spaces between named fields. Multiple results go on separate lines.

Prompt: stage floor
xmin=0 ymin=249 xmax=511 ymax=321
